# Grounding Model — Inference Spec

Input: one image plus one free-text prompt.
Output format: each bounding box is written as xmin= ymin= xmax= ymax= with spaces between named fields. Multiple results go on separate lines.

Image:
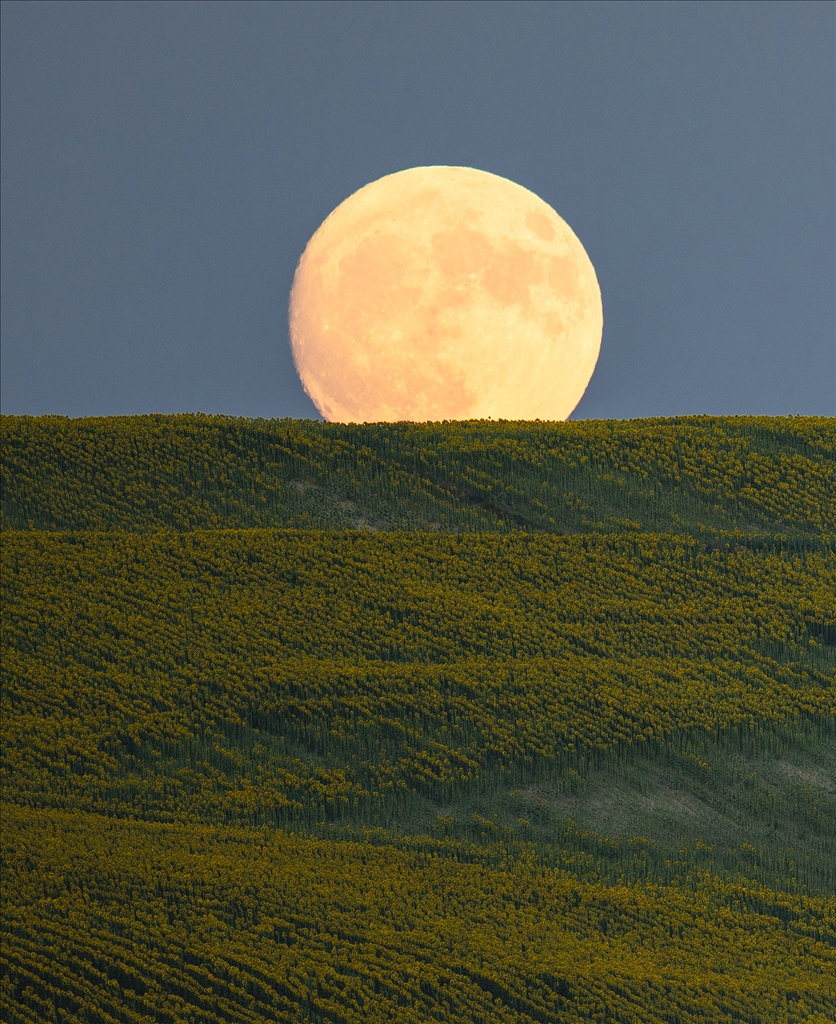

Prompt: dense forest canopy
xmin=2 ymin=413 xmax=833 ymax=536
xmin=2 ymin=414 xmax=834 ymax=1023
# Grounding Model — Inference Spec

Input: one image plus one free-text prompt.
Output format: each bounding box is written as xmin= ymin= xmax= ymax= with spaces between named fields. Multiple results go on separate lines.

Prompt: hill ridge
xmin=2 ymin=413 xmax=834 ymax=537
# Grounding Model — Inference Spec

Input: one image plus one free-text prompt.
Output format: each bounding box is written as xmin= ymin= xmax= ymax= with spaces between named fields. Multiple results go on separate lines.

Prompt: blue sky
xmin=1 ymin=0 xmax=833 ymax=419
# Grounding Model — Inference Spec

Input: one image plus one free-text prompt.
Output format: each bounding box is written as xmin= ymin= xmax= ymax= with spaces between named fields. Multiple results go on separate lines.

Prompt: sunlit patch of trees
xmin=3 ymin=806 xmax=835 ymax=1024
xmin=3 ymin=529 xmax=833 ymax=830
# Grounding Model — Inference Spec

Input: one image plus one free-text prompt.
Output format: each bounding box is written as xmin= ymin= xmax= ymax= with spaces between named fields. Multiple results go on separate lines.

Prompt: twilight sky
xmin=1 ymin=0 xmax=833 ymax=420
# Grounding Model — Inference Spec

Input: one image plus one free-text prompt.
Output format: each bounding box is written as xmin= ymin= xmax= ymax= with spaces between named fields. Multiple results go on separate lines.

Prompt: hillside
xmin=2 ymin=413 xmax=833 ymax=536
xmin=2 ymin=414 xmax=835 ymax=1024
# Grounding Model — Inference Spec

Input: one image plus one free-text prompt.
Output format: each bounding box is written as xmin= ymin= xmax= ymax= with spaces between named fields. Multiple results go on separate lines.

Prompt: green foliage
xmin=2 ymin=413 xmax=834 ymax=535
xmin=1 ymin=414 xmax=835 ymax=1022
xmin=3 ymin=806 xmax=835 ymax=1024
xmin=3 ymin=529 xmax=833 ymax=841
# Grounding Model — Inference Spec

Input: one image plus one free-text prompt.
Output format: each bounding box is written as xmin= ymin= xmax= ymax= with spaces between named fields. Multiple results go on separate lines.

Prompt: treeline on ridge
xmin=2 ymin=413 xmax=833 ymax=536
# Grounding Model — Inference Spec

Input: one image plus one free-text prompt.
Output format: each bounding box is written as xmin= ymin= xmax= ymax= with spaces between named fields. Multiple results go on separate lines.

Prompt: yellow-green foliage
xmin=3 ymin=806 xmax=835 ymax=1024
xmin=2 ymin=414 xmax=834 ymax=534
xmin=2 ymin=415 xmax=835 ymax=1023
xmin=3 ymin=529 xmax=833 ymax=824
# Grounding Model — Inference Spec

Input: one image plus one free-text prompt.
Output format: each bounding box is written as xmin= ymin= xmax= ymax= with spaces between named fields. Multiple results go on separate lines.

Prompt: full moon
xmin=289 ymin=166 xmax=602 ymax=422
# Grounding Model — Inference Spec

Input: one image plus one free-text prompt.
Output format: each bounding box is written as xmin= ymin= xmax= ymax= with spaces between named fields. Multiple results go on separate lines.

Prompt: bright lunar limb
xmin=289 ymin=166 xmax=602 ymax=422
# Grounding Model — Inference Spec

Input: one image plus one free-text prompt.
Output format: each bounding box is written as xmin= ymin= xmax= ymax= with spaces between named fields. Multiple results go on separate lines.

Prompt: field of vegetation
xmin=1 ymin=414 xmax=835 ymax=1023
xmin=3 ymin=413 xmax=834 ymax=536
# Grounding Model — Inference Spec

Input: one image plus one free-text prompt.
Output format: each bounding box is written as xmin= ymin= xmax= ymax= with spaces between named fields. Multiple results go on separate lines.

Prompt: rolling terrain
xmin=2 ymin=414 xmax=835 ymax=1023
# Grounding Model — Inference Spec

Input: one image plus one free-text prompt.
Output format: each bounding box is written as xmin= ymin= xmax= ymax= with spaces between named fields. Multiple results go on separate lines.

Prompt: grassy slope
xmin=6 ymin=802 xmax=836 ymax=1024
xmin=4 ymin=804 xmax=836 ymax=1024
xmin=2 ymin=414 xmax=834 ymax=536
xmin=1 ymin=415 xmax=835 ymax=1023
xmin=2 ymin=527 xmax=834 ymax=892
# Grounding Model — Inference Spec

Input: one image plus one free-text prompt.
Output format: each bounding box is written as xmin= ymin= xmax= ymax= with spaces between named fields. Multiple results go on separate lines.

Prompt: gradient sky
xmin=2 ymin=0 xmax=833 ymax=421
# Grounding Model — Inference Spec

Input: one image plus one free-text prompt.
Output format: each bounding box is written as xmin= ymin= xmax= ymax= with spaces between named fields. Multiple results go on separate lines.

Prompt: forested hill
xmin=2 ymin=413 xmax=833 ymax=536
xmin=3 ymin=413 xmax=836 ymax=1023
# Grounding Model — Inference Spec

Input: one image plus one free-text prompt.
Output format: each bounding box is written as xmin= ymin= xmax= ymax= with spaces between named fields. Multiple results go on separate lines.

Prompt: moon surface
xmin=289 ymin=166 xmax=602 ymax=422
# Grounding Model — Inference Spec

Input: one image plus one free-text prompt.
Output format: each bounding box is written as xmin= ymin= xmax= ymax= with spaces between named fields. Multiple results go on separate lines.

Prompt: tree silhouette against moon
xmin=289 ymin=166 xmax=602 ymax=422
